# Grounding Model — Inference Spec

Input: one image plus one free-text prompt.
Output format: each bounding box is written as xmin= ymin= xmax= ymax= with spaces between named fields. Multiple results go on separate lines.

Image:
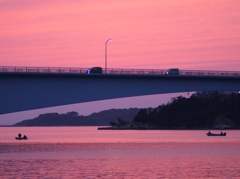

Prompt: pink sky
xmin=0 ymin=0 xmax=240 ymax=124
xmin=1 ymin=0 xmax=240 ymax=70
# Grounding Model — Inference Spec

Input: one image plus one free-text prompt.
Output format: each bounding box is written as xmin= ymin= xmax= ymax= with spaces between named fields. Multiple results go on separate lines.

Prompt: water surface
xmin=1 ymin=127 xmax=239 ymax=178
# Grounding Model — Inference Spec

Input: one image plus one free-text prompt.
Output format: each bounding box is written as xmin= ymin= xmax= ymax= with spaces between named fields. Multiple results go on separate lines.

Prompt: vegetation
xmin=14 ymin=91 xmax=240 ymax=129
xmin=110 ymin=91 xmax=240 ymax=129
xmin=14 ymin=108 xmax=140 ymax=126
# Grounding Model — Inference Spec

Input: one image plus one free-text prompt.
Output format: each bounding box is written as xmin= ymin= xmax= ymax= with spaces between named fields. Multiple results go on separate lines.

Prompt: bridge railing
xmin=107 ymin=68 xmax=166 ymax=75
xmin=106 ymin=68 xmax=240 ymax=76
xmin=0 ymin=66 xmax=240 ymax=77
xmin=0 ymin=66 xmax=89 ymax=74
xmin=180 ymin=70 xmax=240 ymax=76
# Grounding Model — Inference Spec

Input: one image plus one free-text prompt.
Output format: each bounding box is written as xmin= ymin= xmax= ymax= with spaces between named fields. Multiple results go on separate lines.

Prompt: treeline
xmin=14 ymin=108 xmax=140 ymax=126
xmin=14 ymin=91 xmax=240 ymax=129
xmin=114 ymin=91 xmax=240 ymax=129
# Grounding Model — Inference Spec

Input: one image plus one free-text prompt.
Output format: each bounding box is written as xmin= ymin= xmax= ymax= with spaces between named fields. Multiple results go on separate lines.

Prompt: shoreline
xmin=97 ymin=127 xmax=239 ymax=130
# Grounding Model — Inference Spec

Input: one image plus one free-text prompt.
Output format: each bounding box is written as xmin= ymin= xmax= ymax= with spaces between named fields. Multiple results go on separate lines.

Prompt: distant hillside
xmin=13 ymin=108 xmax=140 ymax=126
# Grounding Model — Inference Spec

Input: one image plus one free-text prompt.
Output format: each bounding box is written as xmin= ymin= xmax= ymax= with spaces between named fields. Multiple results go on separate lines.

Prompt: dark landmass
xmin=104 ymin=91 xmax=240 ymax=130
xmin=12 ymin=91 xmax=240 ymax=129
xmin=13 ymin=108 xmax=140 ymax=126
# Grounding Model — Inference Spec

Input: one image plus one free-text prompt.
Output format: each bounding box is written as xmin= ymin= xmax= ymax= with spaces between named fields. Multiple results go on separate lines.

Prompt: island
xmin=12 ymin=91 xmax=240 ymax=130
xmin=99 ymin=91 xmax=240 ymax=130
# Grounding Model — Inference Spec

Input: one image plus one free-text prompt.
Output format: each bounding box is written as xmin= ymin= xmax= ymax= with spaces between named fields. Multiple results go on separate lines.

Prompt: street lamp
xmin=105 ymin=38 xmax=112 ymax=73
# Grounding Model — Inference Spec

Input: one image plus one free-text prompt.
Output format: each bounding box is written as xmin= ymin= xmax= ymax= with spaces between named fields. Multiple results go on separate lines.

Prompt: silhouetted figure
xmin=18 ymin=133 xmax=22 ymax=138
xmin=23 ymin=135 xmax=27 ymax=139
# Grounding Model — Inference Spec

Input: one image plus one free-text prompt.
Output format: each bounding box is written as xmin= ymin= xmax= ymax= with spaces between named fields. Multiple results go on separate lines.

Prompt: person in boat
xmin=18 ymin=133 xmax=22 ymax=138
xmin=23 ymin=135 xmax=27 ymax=139
xmin=208 ymin=131 xmax=211 ymax=135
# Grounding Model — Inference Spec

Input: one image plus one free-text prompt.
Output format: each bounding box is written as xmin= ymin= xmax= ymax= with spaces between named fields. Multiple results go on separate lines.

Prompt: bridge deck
xmin=1 ymin=66 xmax=240 ymax=115
xmin=1 ymin=66 xmax=240 ymax=77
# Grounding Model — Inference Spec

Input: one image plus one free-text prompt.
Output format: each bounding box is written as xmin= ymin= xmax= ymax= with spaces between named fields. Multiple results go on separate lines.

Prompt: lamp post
xmin=105 ymin=38 xmax=112 ymax=74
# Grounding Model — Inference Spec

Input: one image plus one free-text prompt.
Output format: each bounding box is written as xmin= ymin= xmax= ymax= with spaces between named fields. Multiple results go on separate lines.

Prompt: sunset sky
xmin=1 ymin=0 xmax=240 ymax=125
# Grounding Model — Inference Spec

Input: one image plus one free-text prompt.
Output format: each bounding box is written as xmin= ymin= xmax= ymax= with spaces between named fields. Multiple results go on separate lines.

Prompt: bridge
xmin=0 ymin=66 xmax=240 ymax=115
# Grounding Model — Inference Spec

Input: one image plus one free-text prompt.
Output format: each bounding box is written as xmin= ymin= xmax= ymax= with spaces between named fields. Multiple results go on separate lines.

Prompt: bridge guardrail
xmin=0 ymin=66 xmax=240 ymax=77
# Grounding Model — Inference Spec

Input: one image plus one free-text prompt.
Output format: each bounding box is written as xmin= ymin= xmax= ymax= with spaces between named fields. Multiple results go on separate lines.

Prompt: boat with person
xmin=15 ymin=136 xmax=28 ymax=140
xmin=206 ymin=131 xmax=226 ymax=136
xmin=15 ymin=133 xmax=28 ymax=140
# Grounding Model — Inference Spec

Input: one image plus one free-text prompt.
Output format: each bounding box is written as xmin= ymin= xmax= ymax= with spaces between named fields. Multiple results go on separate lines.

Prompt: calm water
xmin=0 ymin=127 xmax=240 ymax=178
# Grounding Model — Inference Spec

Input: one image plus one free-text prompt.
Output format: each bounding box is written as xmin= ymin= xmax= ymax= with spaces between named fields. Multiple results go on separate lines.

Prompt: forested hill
xmin=13 ymin=92 xmax=240 ymax=128
xmin=132 ymin=91 xmax=240 ymax=129
xmin=13 ymin=108 xmax=140 ymax=126
xmin=109 ymin=91 xmax=240 ymax=129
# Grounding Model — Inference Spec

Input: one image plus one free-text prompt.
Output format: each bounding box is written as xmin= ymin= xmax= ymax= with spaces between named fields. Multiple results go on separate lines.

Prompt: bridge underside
xmin=0 ymin=73 xmax=240 ymax=114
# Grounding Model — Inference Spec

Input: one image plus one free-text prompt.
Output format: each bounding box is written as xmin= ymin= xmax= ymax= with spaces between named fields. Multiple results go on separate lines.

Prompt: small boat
xmin=206 ymin=131 xmax=226 ymax=136
xmin=15 ymin=136 xmax=28 ymax=140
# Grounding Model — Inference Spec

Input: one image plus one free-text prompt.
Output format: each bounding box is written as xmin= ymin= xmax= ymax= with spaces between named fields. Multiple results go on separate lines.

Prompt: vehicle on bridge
xmin=86 ymin=67 xmax=103 ymax=74
xmin=164 ymin=68 xmax=180 ymax=75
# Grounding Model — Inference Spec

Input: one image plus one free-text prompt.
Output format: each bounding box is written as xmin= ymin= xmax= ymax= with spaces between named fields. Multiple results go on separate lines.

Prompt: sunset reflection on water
xmin=0 ymin=127 xmax=240 ymax=178
xmin=1 ymin=127 xmax=238 ymax=143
